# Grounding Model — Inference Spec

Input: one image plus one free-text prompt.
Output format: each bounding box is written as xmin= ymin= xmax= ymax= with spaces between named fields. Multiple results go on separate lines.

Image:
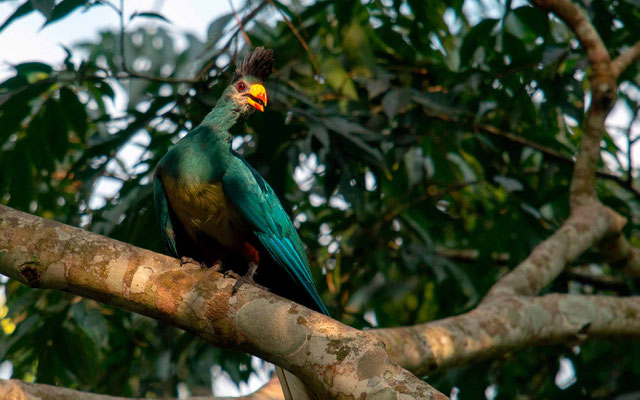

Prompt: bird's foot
xmin=231 ymin=275 xmax=269 ymax=294
xmin=231 ymin=262 xmax=268 ymax=294
xmin=180 ymin=257 xmax=207 ymax=269
xmin=223 ymin=270 xmax=241 ymax=279
xmin=211 ymin=260 xmax=223 ymax=272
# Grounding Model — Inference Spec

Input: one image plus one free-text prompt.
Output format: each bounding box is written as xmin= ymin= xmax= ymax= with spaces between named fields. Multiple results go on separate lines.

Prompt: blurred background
xmin=0 ymin=0 xmax=639 ymax=398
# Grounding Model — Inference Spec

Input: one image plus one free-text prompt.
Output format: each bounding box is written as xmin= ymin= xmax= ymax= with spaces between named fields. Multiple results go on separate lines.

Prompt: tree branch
xmin=530 ymin=0 xmax=610 ymax=75
xmin=530 ymin=0 xmax=616 ymax=208
xmin=611 ymin=41 xmax=640 ymax=79
xmin=372 ymin=294 xmax=640 ymax=376
xmin=425 ymin=102 xmax=640 ymax=202
xmin=0 ymin=377 xmax=284 ymax=400
xmin=482 ymin=203 xmax=625 ymax=302
xmin=599 ymin=234 xmax=640 ymax=277
xmin=1 ymin=198 xmax=639 ymax=397
xmin=0 ymin=205 xmax=446 ymax=400
xmin=526 ymin=1 xmax=640 ymax=277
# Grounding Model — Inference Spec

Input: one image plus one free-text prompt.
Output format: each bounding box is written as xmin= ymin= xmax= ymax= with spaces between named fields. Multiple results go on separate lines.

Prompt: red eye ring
xmin=237 ymin=82 xmax=246 ymax=91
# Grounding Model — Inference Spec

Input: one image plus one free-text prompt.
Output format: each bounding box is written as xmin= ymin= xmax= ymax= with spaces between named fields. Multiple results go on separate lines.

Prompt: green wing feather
xmin=222 ymin=154 xmax=329 ymax=315
xmin=153 ymin=173 xmax=180 ymax=258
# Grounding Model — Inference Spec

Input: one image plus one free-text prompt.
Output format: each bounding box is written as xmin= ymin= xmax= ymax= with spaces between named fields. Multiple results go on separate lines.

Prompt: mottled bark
xmin=482 ymin=203 xmax=625 ymax=302
xmin=373 ymin=294 xmax=640 ymax=376
xmin=0 ymin=377 xmax=283 ymax=400
xmin=0 ymin=205 xmax=445 ymax=400
xmin=3 ymin=202 xmax=640 ymax=397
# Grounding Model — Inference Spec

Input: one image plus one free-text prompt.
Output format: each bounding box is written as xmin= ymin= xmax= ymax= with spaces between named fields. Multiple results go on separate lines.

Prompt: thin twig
xmin=97 ymin=0 xmax=200 ymax=84
xmin=424 ymin=110 xmax=640 ymax=201
xmin=565 ymin=269 xmax=631 ymax=295
xmin=266 ymin=0 xmax=320 ymax=75
xmin=194 ymin=0 xmax=268 ymax=82
xmin=118 ymin=0 xmax=127 ymax=73
xmin=228 ymin=0 xmax=252 ymax=47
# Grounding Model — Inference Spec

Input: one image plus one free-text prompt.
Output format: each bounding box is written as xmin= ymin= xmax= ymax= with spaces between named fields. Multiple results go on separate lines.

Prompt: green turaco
xmin=153 ymin=47 xmax=328 ymax=400
xmin=153 ymin=47 xmax=327 ymax=314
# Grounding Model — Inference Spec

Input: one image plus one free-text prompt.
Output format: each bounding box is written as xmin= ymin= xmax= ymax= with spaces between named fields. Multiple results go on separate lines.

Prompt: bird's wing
xmin=153 ymin=173 xmax=180 ymax=258
xmin=222 ymin=154 xmax=329 ymax=315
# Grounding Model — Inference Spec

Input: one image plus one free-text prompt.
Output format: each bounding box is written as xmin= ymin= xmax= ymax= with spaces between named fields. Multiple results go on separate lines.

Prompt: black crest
xmin=232 ymin=46 xmax=274 ymax=82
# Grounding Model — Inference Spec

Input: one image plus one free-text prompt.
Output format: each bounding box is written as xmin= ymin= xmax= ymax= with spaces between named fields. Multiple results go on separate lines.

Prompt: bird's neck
xmin=200 ymin=95 xmax=242 ymax=134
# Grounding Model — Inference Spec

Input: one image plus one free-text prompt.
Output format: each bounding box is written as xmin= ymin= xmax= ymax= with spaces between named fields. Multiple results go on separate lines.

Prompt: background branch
xmin=373 ymin=294 xmax=640 ymax=376
xmin=611 ymin=41 xmax=640 ymax=79
xmin=530 ymin=0 xmax=616 ymax=208
xmin=482 ymin=203 xmax=625 ymax=302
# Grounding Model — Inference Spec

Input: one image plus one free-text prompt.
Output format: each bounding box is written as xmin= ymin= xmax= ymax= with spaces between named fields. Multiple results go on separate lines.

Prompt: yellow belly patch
xmin=163 ymin=178 xmax=246 ymax=248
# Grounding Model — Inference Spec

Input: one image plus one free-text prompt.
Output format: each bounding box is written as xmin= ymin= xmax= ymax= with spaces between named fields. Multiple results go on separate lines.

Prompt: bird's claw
xmin=231 ymin=275 xmax=268 ymax=295
xmin=223 ymin=270 xmax=241 ymax=279
xmin=180 ymin=257 xmax=207 ymax=269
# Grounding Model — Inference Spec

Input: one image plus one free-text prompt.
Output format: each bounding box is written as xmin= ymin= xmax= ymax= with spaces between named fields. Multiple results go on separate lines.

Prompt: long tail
xmin=275 ymin=366 xmax=317 ymax=400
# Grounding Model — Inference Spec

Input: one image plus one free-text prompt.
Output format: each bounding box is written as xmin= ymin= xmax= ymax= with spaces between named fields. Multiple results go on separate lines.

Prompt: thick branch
xmin=1 ymin=205 xmax=640 ymax=394
xmin=372 ymin=294 xmax=640 ymax=376
xmin=482 ymin=203 xmax=625 ymax=302
xmin=0 ymin=378 xmax=284 ymax=400
xmin=0 ymin=205 xmax=445 ymax=400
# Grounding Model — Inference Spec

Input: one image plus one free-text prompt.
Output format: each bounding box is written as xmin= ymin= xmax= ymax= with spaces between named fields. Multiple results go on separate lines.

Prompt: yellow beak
xmin=247 ymin=84 xmax=267 ymax=112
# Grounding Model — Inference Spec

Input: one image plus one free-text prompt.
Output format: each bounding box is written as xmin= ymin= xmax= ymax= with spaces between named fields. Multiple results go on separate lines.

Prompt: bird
xmin=153 ymin=46 xmax=328 ymax=320
xmin=153 ymin=47 xmax=327 ymax=400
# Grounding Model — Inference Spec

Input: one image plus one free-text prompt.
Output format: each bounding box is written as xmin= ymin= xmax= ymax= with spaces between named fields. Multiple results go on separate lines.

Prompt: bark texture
xmin=0 ymin=205 xmax=445 ymax=400
xmin=0 ymin=377 xmax=283 ymax=400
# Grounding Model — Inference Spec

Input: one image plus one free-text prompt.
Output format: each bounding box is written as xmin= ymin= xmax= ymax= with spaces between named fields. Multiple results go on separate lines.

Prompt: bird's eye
xmin=237 ymin=82 xmax=246 ymax=91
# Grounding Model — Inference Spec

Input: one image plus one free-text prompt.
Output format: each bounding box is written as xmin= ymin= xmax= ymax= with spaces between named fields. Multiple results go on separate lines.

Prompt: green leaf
xmin=130 ymin=11 xmax=171 ymax=23
xmin=206 ymin=13 xmax=233 ymax=44
xmin=319 ymin=56 xmax=358 ymax=100
xmin=61 ymin=324 xmax=99 ymax=383
xmin=324 ymin=117 xmax=385 ymax=166
xmin=15 ymin=61 xmax=53 ymax=76
xmin=0 ymin=1 xmax=34 ymax=33
xmin=459 ymin=18 xmax=499 ymax=67
xmin=0 ymin=79 xmax=53 ymax=144
xmin=382 ymin=88 xmax=410 ymax=119
xmin=29 ymin=0 xmax=55 ymax=19
xmin=494 ymin=175 xmax=523 ymax=192
xmin=43 ymin=98 xmax=69 ymax=160
xmin=44 ymin=0 xmax=86 ymax=27
xmin=8 ymin=139 xmax=34 ymax=209
xmin=510 ymin=6 xmax=549 ymax=39
xmin=366 ymin=78 xmax=390 ymax=99
xmin=26 ymin=110 xmax=55 ymax=172
xmin=60 ymin=86 xmax=88 ymax=140
xmin=310 ymin=123 xmax=330 ymax=148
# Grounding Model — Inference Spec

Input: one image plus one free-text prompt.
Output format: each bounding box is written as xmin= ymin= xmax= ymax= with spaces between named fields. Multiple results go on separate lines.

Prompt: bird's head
xmin=223 ymin=46 xmax=274 ymax=115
